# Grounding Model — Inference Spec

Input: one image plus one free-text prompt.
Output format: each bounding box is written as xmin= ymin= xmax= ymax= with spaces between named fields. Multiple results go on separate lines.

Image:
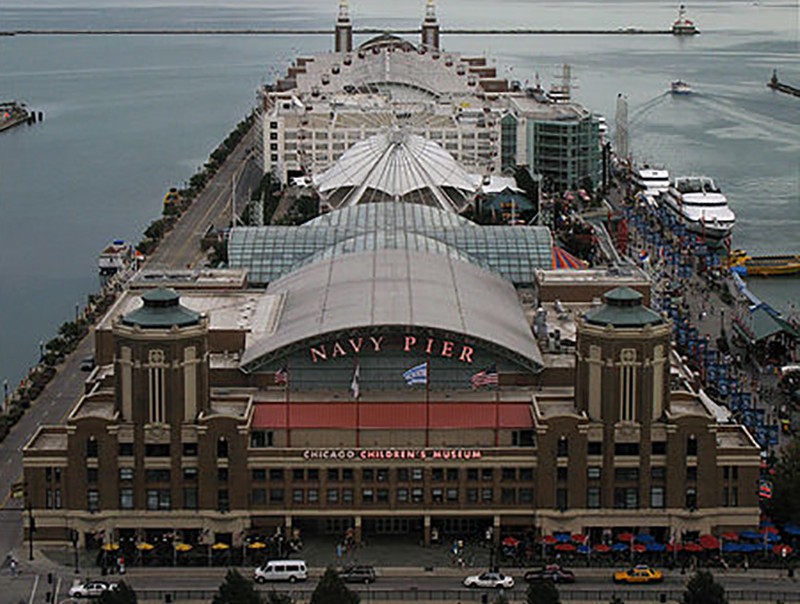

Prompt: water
xmin=0 ymin=1 xmax=798 ymax=387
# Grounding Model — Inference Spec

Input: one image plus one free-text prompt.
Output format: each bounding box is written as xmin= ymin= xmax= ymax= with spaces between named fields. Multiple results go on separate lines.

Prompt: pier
xmin=768 ymin=69 xmax=800 ymax=99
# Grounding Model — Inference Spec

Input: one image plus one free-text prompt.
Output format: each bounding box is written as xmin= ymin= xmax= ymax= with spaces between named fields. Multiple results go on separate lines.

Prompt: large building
xmin=261 ymin=1 xmax=602 ymax=194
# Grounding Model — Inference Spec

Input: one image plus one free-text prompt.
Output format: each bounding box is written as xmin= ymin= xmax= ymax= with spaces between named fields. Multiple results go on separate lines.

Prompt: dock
xmin=767 ymin=69 xmax=800 ymax=98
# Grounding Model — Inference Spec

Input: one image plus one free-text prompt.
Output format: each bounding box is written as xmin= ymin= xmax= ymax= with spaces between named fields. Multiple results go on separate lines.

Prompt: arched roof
xmin=312 ymin=129 xmax=478 ymax=212
xmin=240 ymin=248 xmax=542 ymax=374
xmin=358 ymin=33 xmax=417 ymax=53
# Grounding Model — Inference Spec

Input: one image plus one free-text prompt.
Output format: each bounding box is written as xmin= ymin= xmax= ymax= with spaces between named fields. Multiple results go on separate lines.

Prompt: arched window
xmin=217 ymin=437 xmax=228 ymax=459
xmin=86 ymin=436 xmax=98 ymax=459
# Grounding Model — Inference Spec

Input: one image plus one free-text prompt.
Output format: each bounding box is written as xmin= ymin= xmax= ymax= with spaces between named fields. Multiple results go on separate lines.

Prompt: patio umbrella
xmin=555 ymin=533 xmax=571 ymax=543
xmin=617 ymin=532 xmax=635 ymax=543
xmin=248 ymin=541 xmax=267 ymax=550
xmin=683 ymin=542 xmax=703 ymax=553
xmin=774 ymin=545 xmax=793 ymax=556
xmin=721 ymin=532 xmax=740 ymax=541
xmin=136 ymin=542 xmax=154 ymax=551
xmin=784 ymin=524 xmax=800 ymax=536
xmin=612 ymin=543 xmax=629 ymax=552
xmin=555 ymin=543 xmax=576 ymax=552
xmin=635 ymin=534 xmax=655 ymax=543
xmin=740 ymin=530 xmax=761 ymax=540
xmin=739 ymin=543 xmax=761 ymax=553
xmin=722 ymin=542 xmax=742 ymax=553
xmin=174 ymin=543 xmax=193 ymax=552
xmin=211 ymin=543 xmax=230 ymax=551
xmin=632 ymin=544 xmax=647 ymax=553
xmin=101 ymin=543 xmax=120 ymax=552
xmin=541 ymin=535 xmax=558 ymax=545
xmin=577 ymin=545 xmax=591 ymax=554
xmin=699 ymin=535 xmax=720 ymax=550
xmin=764 ymin=532 xmax=782 ymax=543
xmin=761 ymin=526 xmax=780 ymax=535
xmin=593 ymin=544 xmax=611 ymax=553
xmin=666 ymin=543 xmax=683 ymax=553
xmin=647 ymin=543 xmax=666 ymax=553
xmin=571 ymin=534 xmax=588 ymax=544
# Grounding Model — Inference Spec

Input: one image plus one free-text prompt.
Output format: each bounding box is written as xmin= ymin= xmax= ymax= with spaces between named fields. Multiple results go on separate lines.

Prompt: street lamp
xmin=26 ymin=501 xmax=35 ymax=561
xmin=71 ymin=529 xmax=80 ymax=575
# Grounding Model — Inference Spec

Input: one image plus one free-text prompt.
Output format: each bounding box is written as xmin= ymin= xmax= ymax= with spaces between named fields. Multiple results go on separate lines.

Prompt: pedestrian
xmin=9 ymin=558 xmax=17 ymax=577
xmin=336 ymin=542 xmax=343 ymax=562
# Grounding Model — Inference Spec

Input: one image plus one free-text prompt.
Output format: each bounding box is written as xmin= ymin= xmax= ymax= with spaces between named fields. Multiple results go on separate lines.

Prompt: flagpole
xmin=285 ymin=358 xmax=291 ymax=448
xmin=425 ymin=354 xmax=430 ymax=447
xmin=494 ymin=382 xmax=500 ymax=447
xmin=355 ymin=356 xmax=360 ymax=448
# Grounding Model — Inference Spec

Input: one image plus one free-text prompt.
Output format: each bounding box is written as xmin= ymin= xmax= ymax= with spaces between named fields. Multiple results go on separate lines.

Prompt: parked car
xmin=338 ymin=565 xmax=377 ymax=583
xmin=524 ymin=564 xmax=576 ymax=583
xmin=80 ymin=355 xmax=95 ymax=371
xmin=463 ymin=571 xmax=514 ymax=589
xmin=613 ymin=565 xmax=664 ymax=584
xmin=254 ymin=560 xmax=308 ymax=583
xmin=68 ymin=580 xmax=118 ymax=598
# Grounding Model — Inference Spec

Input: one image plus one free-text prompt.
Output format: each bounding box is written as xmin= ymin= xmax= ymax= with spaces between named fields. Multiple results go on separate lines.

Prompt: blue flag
xmin=403 ymin=362 xmax=428 ymax=386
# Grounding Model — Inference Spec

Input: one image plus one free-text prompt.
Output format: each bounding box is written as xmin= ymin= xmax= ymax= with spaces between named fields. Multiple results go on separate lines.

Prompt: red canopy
xmin=762 ymin=526 xmax=780 ymax=535
xmin=571 ymin=534 xmax=588 ymax=544
xmin=632 ymin=544 xmax=647 ymax=553
xmin=699 ymin=535 xmax=720 ymax=550
xmin=683 ymin=542 xmax=704 ymax=553
xmin=666 ymin=543 xmax=683 ymax=553
xmin=541 ymin=535 xmax=558 ymax=545
xmin=720 ymin=532 xmax=739 ymax=541
xmin=617 ymin=532 xmax=635 ymax=543
xmin=774 ymin=545 xmax=793 ymax=556
xmin=555 ymin=543 xmax=576 ymax=552
xmin=502 ymin=536 xmax=520 ymax=547
xmin=593 ymin=544 xmax=611 ymax=553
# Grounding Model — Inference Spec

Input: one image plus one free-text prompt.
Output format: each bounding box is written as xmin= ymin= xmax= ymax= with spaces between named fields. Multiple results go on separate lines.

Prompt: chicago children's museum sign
xmin=302 ymin=448 xmax=484 ymax=461
xmin=308 ymin=335 xmax=476 ymax=364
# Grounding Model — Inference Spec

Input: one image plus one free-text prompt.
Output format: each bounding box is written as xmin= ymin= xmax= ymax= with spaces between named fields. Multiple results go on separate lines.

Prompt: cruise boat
xmin=670 ymin=80 xmax=692 ymax=95
xmin=633 ymin=165 xmax=670 ymax=199
xmin=672 ymin=4 xmax=699 ymax=35
xmin=661 ymin=176 xmax=736 ymax=244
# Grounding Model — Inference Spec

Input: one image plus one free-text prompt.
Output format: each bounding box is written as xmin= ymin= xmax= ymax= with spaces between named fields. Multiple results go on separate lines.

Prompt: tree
xmin=309 ymin=567 xmax=359 ymax=604
xmin=265 ymin=592 xmax=293 ymax=604
xmin=98 ymin=581 xmax=137 ymax=604
xmin=526 ymin=579 xmax=560 ymax=604
xmin=213 ymin=568 xmax=263 ymax=604
xmin=767 ymin=437 xmax=800 ymax=526
xmin=609 ymin=597 xmax=625 ymax=604
xmin=683 ymin=570 xmax=727 ymax=604
xmin=493 ymin=594 xmax=510 ymax=604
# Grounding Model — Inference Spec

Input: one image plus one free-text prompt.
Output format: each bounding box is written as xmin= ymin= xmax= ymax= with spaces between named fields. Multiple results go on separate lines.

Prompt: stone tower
xmin=421 ymin=0 xmax=440 ymax=50
xmin=335 ymin=0 xmax=353 ymax=53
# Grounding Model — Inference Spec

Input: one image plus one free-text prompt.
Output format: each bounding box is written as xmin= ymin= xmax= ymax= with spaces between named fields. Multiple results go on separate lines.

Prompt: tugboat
xmin=672 ymin=4 xmax=699 ymax=35
xmin=670 ymin=80 xmax=693 ymax=95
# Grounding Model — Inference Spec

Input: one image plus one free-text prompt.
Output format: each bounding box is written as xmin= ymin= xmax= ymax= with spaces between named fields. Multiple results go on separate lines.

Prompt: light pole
xmin=26 ymin=500 xmax=35 ymax=561
xmin=71 ymin=529 xmax=80 ymax=575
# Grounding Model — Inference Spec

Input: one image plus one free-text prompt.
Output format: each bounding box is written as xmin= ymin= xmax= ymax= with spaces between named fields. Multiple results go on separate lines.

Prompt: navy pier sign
xmin=308 ymin=335 xmax=475 ymax=365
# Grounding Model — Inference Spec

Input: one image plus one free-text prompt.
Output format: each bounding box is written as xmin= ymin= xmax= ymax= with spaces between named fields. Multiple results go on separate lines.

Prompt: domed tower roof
xmin=121 ymin=288 xmax=201 ymax=329
xmin=583 ymin=287 xmax=664 ymax=328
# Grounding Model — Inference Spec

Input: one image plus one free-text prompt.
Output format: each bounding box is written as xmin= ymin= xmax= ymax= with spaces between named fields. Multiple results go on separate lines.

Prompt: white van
xmin=254 ymin=560 xmax=308 ymax=583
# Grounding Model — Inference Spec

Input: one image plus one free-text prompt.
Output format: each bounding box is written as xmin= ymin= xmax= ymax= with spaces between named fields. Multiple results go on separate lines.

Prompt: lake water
xmin=0 ymin=1 xmax=798 ymax=386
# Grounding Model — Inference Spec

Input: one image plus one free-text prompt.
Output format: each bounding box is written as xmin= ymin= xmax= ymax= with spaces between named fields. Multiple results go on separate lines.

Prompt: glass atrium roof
xmin=228 ymin=203 xmax=553 ymax=286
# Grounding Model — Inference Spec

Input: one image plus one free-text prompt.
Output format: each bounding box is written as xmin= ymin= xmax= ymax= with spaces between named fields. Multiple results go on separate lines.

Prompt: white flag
xmin=350 ymin=362 xmax=360 ymax=399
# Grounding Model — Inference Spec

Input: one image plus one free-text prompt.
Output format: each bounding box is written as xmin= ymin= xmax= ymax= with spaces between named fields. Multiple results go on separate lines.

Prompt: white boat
xmin=634 ymin=165 xmax=670 ymax=199
xmin=98 ymin=240 xmax=133 ymax=275
xmin=670 ymin=80 xmax=692 ymax=95
xmin=661 ymin=176 xmax=736 ymax=244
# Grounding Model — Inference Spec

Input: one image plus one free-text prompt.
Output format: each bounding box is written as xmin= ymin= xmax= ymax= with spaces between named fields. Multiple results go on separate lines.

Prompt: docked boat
xmin=633 ymin=165 xmax=670 ymax=199
xmin=672 ymin=4 xmax=699 ymax=35
xmin=661 ymin=176 xmax=736 ymax=244
xmin=670 ymin=80 xmax=692 ymax=95
xmin=98 ymin=240 xmax=133 ymax=275
xmin=729 ymin=249 xmax=800 ymax=277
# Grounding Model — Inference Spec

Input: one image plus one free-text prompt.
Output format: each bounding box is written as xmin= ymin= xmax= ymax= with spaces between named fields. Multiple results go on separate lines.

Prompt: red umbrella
xmin=617 ymin=532 xmax=635 ymax=543
xmin=683 ymin=542 xmax=703 ymax=553
xmin=555 ymin=543 xmax=576 ymax=552
xmin=699 ymin=535 xmax=720 ymax=550
xmin=502 ymin=536 xmax=520 ymax=547
xmin=774 ymin=545 xmax=793 ymax=556
xmin=762 ymin=526 xmax=780 ymax=535
xmin=593 ymin=544 xmax=611 ymax=553
xmin=666 ymin=543 xmax=683 ymax=553
xmin=541 ymin=535 xmax=558 ymax=545
xmin=720 ymin=532 xmax=739 ymax=541
xmin=632 ymin=544 xmax=647 ymax=553
xmin=571 ymin=534 xmax=588 ymax=544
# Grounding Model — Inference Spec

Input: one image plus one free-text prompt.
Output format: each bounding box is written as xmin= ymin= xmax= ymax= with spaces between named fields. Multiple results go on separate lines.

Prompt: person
xmin=9 ymin=558 xmax=18 ymax=577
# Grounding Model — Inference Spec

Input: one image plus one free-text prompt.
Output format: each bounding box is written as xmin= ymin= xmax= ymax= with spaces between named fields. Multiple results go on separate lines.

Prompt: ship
xmin=98 ymin=240 xmax=134 ymax=275
xmin=670 ymin=80 xmax=692 ymax=95
xmin=661 ymin=176 xmax=736 ymax=244
xmin=672 ymin=4 xmax=699 ymax=35
xmin=729 ymin=249 xmax=800 ymax=277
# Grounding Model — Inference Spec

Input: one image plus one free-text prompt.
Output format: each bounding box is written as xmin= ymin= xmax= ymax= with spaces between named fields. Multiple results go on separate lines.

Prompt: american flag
xmin=471 ymin=364 xmax=498 ymax=389
xmin=274 ymin=366 xmax=289 ymax=385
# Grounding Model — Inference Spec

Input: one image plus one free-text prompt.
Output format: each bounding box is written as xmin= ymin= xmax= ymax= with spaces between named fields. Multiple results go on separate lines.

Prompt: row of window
xmin=559 ymin=438 xmax=698 ymax=457
xmin=250 ymin=467 xmax=533 ymax=483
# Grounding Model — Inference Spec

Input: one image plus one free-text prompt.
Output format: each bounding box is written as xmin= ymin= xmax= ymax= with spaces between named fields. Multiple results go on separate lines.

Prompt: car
xmin=524 ymin=564 xmax=576 ymax=583
xmin=613 ymin=565 xmax=664 ymax=584
xmin=463 ymin=571 xmax=515 ymax=589
xmin=80 ymin=355 xmax=95 ymax=371
xmin=68 ymin=580 xmax=118 ymax=598
xmin=254 ymin=560 xmax=308 ymax=583
xmin=338 ymin=564 xmax=377 ymax=583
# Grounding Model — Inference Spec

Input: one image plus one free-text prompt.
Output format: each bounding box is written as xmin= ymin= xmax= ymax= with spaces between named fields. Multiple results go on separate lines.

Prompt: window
xmin=45 ymin=467 xmax=52 ymax=482
xmin=730 ymin=487 xmax=738 ymax=507
xmin=685 ymin=487 xmax=697 ymax=510
xmin=686 ymin=466 xmax=698 ymax=481
xmin=54 ymin=489 xmax=62 ymax=509
xmin=467 ymin=488 xmax=478 ymax=503
xmin=146 ymin=469 xmax=170 ymax=483
xmin=588 ymin=441 xmax=602 ymax=455
xmin=217 ymin=468 xmax=229 ymax=483
xmin=614 ymin=442 xmax=640 ymax=456
xmin=614 ymin=488 xmax=639 ymax=509
xmin=652 ymin=441 xmax=667 ymax=455
xmin=412 ymin=488 xmax=423 ymax=503
xmin=250 ymin=431 xmax=273 ymax=448
xmin=432 ymin=488 xmax=444 ymax=503
xmin=502 ymin=468 xmax=516 ymax=481
xmin=293 ymin=469 xmax=304 ymax=481
xmin=327 ymin=469 xmax=339 ymax=482
xmin=481 ymin=468 xmax=494 ymax=481
xmin=432 ymin=468 xmax=444 ymax=481
xmin=723 ymin=467 xmax=729 ymax=480
xmin=252 ymin=469 xmax=266 ymax=482
xmin=556 ymin=488 xmax=568 ymax=511
xmin=183 ymin=467 xmax=198 ymax=481
xmin=252 ymin=489 xmax=267 ymax=505
xmin=519 ymin=488 xmax=533 ymax=504
xmin=45 ymin=489 xmax=52 ymax=509
xmin=270 ymin=469 xmax=284 ymax=481
xmin=587 ymin=467 xmax=602 ymax=480
xmin=147 ymin=351 xmax=166 ymax=423
xmin=184 ymin=487 xmax=198 ymax=510
xmin=446 ymin=488 xmax=458 ymax=502
xmin=412 ymin=468 xmax=423 ymax=481
xmin=145 ymin=444 xmax=170 ymax=457
xmin=54 ymin=468 xmax=61 ymax=482
xmin=687 ymin=436 xmax=698 ymax=456
xmin=556 ymin=436 xmax=569 ymax=458
xmin=481 ymin=488 xmax=494 ymax=503
xmin=376 ymin=489 xmax=388 ymax=503
xmin=732 ymin=466 xmax=739 ymax=480
xmin=119 ymin=489 xmax=133 ymax=510
xmin=396 ymin=468 xmax=409 ymax=482
xmin=327 ymin=489 xmax=339 ymax=503
xmin=217 ymin=438 xmax=228 ymax=459
xmin=619 ymin=349 xmax=637 ymax=421
xmin=467 ymin=469 xmax=479 ymax=481
xmin=119 ymin=467 xmax=134 ymax=481
xmin=293 ymin=489 xmax=304 ymax=504
xmin=650 ymin=486 xmax=665 ymax=508
xmin=146 ymin=489 xmax=170 ymax=511
xmin=587 ymin=487 xmax=601 ymax=509
xmin=501 ymin=488 xmax=516 ymax=504
xmin=119 ymin=443 xmax=134 ymax=457
xmin=376 ymin=468 xmax=388 ymax=482
xmin=614 ymin=468 xmax=639 ymax=481
xmin=512 ymin=430 xmax=535 ymax=446
xmin=270 ymin=489 xmax=284 ymax=503
xmin=556 ymin=467 xmax=568 ymax=482
xmin=362 ymin=468 xmax=374 ymax=481
xmin=182 ymin=442 xmax=198 ymax=457
xmin=86 ymin=437 xmax=98 ymax=458
xmin=397 ymin=488 xmax=409 ymax=503
xmin=519 ymin=468 xmax=534 ymax=481
xmin=218 ymin=490 xmax=230 ymax=512
xmin=651 ymin=466 xmax=666 ymax=480
xmin=342 ymin=468 xmax=354 ymax=481
xmin=362 ymin=489 xmax=374 ymax=504
xmin=342 ymin=488 xmax=353 ymax=503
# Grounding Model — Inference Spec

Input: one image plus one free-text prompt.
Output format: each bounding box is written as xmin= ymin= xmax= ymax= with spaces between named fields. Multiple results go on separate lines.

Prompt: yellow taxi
xmin=613 ymin=565 xmax=664 ymax=584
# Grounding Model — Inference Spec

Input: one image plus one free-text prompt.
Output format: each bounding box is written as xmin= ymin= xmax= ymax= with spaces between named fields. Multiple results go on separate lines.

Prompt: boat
xmin=163 ymin=187 xmax=182 ymax=209
xmin=98 ymin=240 xmax=134 ymax=275
xmin=670 ymin=80 xmax=692 ymax=95
xmin=729 ymin=249 xmax=800 ymax=277
xmin=661 ymin=176 xmax=736 ymax=244
xmin=672 ymin=4 xmax=699 ymax=35
xmin=633 ymin=165 xmax=670 ymax=199
xmin=0 ymin=101 xmax=31 ymax=133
